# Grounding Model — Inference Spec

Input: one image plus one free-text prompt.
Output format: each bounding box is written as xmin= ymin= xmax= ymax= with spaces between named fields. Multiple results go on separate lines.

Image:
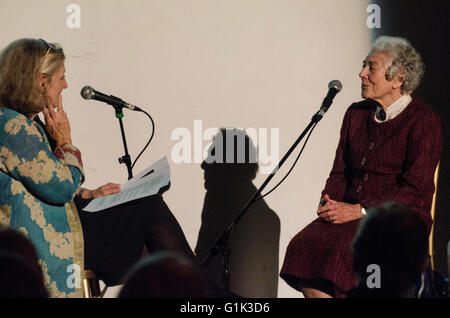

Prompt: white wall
xmin=0 ymin=0 xmax=371 ymax=297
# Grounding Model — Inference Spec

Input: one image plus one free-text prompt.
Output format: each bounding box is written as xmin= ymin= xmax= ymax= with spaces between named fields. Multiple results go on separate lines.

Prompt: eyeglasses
xmin=38 ymin=38 xmax=55 ymax=56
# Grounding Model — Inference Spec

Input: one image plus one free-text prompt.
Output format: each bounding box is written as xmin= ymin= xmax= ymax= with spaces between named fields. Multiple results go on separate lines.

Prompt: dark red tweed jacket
xmin=322 ymin=97 xmax=442 ymax=233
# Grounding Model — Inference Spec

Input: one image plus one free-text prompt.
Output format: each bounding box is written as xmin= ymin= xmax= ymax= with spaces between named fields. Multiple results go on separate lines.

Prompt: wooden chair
xmin=83 ymin=269 xmax=108 ymax=298
xmin=82 ymin=246 xmax=149 ymax=297
xmin=415 ymin=162 xmax=440 ymax=298
xmin=429 ymin=162 xmax=440 ymax=271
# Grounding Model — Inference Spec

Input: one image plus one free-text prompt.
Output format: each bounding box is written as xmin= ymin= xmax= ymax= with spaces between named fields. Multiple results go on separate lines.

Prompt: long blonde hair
xmin=0 ymin=38 xmax=65 ymax=117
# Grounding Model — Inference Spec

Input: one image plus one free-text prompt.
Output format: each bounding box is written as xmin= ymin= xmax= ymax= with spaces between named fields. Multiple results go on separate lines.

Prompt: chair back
xmin=429 ymin=162 xmax=440 ymax=270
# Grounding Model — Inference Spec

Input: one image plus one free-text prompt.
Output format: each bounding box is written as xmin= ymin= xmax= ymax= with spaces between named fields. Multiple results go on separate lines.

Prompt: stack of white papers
xmin=82 ymin=157 xmax=170 ymax=212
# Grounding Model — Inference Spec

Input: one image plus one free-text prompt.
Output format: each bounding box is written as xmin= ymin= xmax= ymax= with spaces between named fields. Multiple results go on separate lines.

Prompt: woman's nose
xmin=359 ymin=67 xmax=368 ymax=79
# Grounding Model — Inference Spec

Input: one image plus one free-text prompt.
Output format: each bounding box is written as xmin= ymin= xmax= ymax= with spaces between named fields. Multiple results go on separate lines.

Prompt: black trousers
xmin=75 ymin=195 xmax=196 ymax=286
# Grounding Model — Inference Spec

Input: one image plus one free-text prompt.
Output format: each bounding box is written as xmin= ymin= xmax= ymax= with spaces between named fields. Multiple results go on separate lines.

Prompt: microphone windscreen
xmin=328 ymin=80 xmax=343 ymax=92
xmin=80 ymin=86 xmax=94 ymax=100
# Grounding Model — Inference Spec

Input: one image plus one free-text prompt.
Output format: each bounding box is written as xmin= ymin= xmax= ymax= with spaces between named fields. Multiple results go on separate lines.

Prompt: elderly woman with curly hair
xmin=280 ymin=36 xmax=443 ymax=298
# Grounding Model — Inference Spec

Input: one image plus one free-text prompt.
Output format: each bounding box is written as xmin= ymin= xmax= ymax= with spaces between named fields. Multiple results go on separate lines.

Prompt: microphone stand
xmin=201 ymin=108 xmax=327 ymax=292
xmin=114 ymin=106 xmax=133 ymax=180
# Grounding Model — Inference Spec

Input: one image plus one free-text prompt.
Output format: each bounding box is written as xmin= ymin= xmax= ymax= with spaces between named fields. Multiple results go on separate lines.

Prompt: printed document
xmin=82 ymin=157 xmax=170 ymax=212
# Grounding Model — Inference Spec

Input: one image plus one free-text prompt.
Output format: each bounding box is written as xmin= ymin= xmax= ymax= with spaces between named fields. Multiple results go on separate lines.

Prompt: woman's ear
xmin=392 ymin=73 xmax=405 ymax=90
xmin=37 ymin=73 xmax=48 ymax=90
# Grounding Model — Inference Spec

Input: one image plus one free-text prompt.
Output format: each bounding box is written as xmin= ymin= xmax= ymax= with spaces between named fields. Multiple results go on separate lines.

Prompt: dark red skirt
xmin=280 ymin=218 xmax=361 ymax=293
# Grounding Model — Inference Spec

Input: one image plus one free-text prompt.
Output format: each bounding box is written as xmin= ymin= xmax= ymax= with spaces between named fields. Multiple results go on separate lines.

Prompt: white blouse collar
xmin=374 ymin=95 xmax=412 ymax=123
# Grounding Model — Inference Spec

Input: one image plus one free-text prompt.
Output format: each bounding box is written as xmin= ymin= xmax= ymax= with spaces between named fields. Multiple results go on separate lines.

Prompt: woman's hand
xmin=317 ymin=194 xmax=363 ymax=224
xmin=80 ymin=183 xmax=121 ymax=199
xmin=42 ymin=95 xmax=72 ymax=147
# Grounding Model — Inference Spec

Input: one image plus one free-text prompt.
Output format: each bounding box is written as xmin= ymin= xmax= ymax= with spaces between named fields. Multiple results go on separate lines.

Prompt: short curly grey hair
xmin=369 ymin=36 xmax=425 ymax=94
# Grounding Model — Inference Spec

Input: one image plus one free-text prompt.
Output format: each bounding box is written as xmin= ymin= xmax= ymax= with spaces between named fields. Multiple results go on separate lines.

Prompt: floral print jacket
xmin=0 ymin=107 xmax=85 ymax=297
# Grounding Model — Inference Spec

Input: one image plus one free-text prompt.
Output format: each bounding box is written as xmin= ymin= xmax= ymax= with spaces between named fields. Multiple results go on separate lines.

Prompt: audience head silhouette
xmin=350 ymin=202 xmax=429 ymax=297
xmin=0 ymin=226 xmax=49 ymax=298
xmin=118 ymin=251 xmax=210 ymax=298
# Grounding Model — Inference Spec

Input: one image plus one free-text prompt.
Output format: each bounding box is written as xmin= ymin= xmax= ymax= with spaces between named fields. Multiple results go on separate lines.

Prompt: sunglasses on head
xmin=38 ymin=38 xmax=55 ymax=56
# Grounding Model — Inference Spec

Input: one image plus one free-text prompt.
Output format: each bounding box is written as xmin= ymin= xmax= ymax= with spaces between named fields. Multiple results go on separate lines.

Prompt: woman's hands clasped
xmin=42 ymin=95 xmax=72 ymax=147
xmin=317 ymin=194 xmax=364 ymax=224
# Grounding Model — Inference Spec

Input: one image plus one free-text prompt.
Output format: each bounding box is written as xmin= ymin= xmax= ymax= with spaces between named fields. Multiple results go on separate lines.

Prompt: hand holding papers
xmin=82 ymin=157 xmax=170 ymax=212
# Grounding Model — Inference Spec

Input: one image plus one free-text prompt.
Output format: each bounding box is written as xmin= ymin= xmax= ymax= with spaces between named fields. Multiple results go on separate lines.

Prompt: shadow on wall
xmin=195 ymin=128 xmax=280 ymax=298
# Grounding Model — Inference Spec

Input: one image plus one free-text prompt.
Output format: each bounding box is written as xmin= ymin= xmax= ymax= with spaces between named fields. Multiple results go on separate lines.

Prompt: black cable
xmin=253 ymin=122 xmax=318 ymax=202
xmin=131 ymin=109 xmax=155 ymax=170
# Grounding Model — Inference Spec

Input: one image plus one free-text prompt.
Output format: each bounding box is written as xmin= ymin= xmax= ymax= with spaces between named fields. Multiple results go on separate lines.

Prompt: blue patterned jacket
xmin=0 ymin=107 xmax=85 ymax=297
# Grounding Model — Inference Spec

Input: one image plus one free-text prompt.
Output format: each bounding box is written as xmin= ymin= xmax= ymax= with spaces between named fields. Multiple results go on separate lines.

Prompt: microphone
xmin=315 ymin=80 xmax=342 ymax=120
xmin=80 ymin=86 xmax=142 ymax=111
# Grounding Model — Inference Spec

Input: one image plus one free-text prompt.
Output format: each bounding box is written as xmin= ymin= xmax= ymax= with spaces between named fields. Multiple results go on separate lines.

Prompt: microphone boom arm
xmin=201 ymin=80 xmax=341 ymax=292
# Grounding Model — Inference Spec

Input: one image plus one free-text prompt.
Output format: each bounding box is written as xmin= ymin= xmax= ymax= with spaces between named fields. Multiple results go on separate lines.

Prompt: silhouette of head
xmin=118 ymin=251 xmax=210 ymax=298
xmin=0 ymin=226 xmax=48 ymax=298
xmin=201 ymin=128 xmax=258 ymax=189
xmin=351 ymin=202 xmax=428 ymax=296
xmin=0 ymin=226 xmax=41 ymax=271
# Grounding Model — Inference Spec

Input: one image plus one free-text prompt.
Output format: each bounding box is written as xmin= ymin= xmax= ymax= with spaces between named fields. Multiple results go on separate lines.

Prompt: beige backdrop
xmin=0 ymin=0 xmax=371 ymax=297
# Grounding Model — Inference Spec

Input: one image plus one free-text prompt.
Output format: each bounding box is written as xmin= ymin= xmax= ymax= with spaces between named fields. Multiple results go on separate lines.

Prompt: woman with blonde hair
xmin=0 ymin=38 xmax=85 ymax=297
xmin=0 ymin=38 xmax=220 ymax=298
